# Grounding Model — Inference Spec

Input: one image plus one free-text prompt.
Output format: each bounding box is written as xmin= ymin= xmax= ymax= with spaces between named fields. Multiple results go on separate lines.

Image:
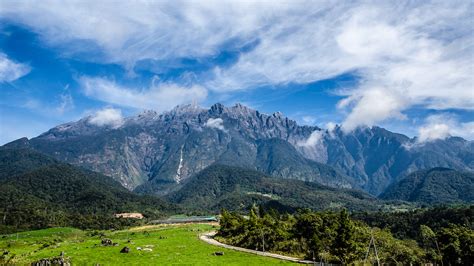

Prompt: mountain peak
xmin=209 ymin=102 xmax=226 ymax=114
xmin=170 ymin=103 xmax=204 ymax=114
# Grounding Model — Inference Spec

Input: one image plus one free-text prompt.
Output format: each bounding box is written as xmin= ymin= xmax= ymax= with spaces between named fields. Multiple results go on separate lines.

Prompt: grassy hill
xmin=380 ymin=167 xmax=474 ymax=204
xmin=0 ymin=148 xmax=179 ymax=233
xmin=168 ymin=164 xmax=385 ymax=212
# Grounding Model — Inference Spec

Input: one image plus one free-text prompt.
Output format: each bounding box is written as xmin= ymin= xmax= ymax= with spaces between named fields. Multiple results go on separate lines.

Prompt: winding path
xmin=199 ymin=231 xmax=314 ymax=264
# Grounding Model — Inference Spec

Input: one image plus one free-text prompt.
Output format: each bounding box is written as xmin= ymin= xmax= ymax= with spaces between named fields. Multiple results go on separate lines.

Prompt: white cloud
xmin=56 ymin=85 xmax=74 ymax=114
xmin=301 ymin=116 xmax=316 ymax=125
xmin=80 ymin=76 xmax=207 ymax=111
xmin=0 ymin=53 xmax=31 ymax=82
xmin=325 ymin=122 xmax=337 ymax=138
xmin=297 ymin=130 xmax=324 ymax=147
xmin=88 ymin=107 xmax=123 ymax=127
xmin=2 ymin=1 xmax=473 ymax=131
xmin=204 ymin=118 xmax=225 ymax=131
xmin=417 ymin=114 xmax=474 ymax=142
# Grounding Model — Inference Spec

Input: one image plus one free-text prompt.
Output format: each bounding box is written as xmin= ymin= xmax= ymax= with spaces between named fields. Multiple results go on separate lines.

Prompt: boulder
xmin=120 ymin=246 xmax=130 ymax=253
xmin=101 ymin=239 xmax=113 ymax=246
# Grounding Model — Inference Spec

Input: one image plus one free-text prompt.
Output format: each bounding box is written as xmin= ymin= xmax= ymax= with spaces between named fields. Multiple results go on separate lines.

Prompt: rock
xmin=120 ymin=246 xmax=130 ymax=253
xmin=136 ymin=247 xmax=142 ymax=250
xmin=101 ymin=238 xmax=113 ymax=246
xmin=143 ymin=248 xmax=153 ymax=252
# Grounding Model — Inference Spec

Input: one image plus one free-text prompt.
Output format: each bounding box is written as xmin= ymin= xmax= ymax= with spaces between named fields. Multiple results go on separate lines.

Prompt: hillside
xmin=0 ymin=148 xmax=178 ymax=232
xmin=168 ymin=164 xmax=383 ymax=212
xmin=380 ymin=168 xmax=474 ymax=204
xmin=0 ymin=146 xmax=57 ymax=180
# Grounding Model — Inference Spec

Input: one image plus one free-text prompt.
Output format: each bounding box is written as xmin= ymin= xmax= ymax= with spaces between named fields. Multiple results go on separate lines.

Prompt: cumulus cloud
xmin=0 ymin=53 xmax=31 ymax=82
xmin=297 ymin=130 xmax=324 ymax=147
xmin=80 ymin=76 xmax=207 ymax=111
xmin=2 ymin=1 xmax=473 ymax=131
xmin=88 ymin=107 xmax=123 ymax=127
xmin=417 ymin=114 xmax=474 ymax=142
xmin=204 ymin=118 xmax=225 ymax=131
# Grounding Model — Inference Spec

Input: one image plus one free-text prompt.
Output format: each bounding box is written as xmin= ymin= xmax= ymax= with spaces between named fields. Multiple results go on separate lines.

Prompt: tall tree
xmin=331 ymin=209 xmax=357 ymax=264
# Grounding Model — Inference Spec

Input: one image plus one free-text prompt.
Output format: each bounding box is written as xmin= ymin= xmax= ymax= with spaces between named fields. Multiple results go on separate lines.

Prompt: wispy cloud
xmin=301 ymin=116 xmax=316 ymax=125
xmin=56 ymin=85 xmax=74 ymax=115
xmin=80 ymin=76 xmax=207 ymax=111
xmin=297 ymin=130 xmax=324 ymax=147
xmin=0 ymin=53 xmax=31 ymax=82
xmin=2 ymin=1 xmax=472 ymax=135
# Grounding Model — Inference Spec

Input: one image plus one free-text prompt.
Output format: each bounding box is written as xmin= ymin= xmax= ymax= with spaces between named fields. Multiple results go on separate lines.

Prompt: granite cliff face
xmin=5 ymin=103 xmax=473 ymax=195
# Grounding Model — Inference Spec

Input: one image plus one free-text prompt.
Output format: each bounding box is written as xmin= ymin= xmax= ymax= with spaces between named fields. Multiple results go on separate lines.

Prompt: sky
xmin=0 ymin=0 xmax=473 ymax=145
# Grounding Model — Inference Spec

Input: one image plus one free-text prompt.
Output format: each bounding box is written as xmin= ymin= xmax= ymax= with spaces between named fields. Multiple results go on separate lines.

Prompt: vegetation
xmin=0 ymin=224 xmax=293 ymax=265
xmin=0 ymin=148 xmax=179 ymax=233
xmin=380 ymin=167 xmax=474 ymax=204
xmin=217 ymin=206 xmax=473 ymax=265
xmin=168 ymin=164 xmax=396 ymax=213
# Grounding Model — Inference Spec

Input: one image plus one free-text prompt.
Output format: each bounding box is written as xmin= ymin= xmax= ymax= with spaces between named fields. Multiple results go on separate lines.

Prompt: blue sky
xmin=0 ymin=1 xmax=473 ymax=144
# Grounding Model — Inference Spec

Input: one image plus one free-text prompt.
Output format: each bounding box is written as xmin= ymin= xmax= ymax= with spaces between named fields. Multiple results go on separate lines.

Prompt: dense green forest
xmin=217 ymin=206 xmax=473 ymax=265
xmin=381 ymin=168 xmax=474 ymax=204
xmin=168 ymin=164 xmax=398 ymax=212
xmin=0 ymin=148 xmax=179 ymax=233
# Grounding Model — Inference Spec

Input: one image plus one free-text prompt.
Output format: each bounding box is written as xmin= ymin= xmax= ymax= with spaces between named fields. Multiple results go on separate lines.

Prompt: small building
xmin=114 ymin=212 xmax=144 ymax=219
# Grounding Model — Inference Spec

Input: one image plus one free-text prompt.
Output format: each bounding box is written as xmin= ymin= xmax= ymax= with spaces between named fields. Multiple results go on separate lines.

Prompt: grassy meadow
xmin=0 ymin=223 xmax=293 ymax=265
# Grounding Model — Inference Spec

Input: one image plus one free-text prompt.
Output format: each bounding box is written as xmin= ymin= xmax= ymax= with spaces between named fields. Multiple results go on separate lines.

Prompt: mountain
xmin=4 ymin=103 xmax=473 ymax=195
xmin=380 ymin=168 xmax=474 ymax=204
xmin=0 ymin=148 xmax=178 ymax=232
xmin=167 ymin=164 xmax=382 ymax=212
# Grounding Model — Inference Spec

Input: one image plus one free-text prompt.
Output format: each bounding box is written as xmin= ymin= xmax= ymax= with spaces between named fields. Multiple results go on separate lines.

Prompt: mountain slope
xmin=167 ymin=164 xmax=382 ymax=212
xmin=4 ymin=103 xmax=473 ymax=195
xmin=380 ymin=168 xmax=474 ymax=204
xmin=0 ymin=145 xmax=58 ymax=180
xmin=0 ymin=148 xmax=178 ymax=231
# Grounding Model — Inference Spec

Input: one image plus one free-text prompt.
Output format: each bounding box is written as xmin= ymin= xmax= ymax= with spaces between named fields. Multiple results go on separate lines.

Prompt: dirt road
xmin=200 ymin=231 xmax=314 ymax=264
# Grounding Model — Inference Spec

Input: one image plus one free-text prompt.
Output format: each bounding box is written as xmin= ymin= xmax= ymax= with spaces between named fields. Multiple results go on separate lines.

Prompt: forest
xmin=216 ymin=206 xmax=473 ymax=265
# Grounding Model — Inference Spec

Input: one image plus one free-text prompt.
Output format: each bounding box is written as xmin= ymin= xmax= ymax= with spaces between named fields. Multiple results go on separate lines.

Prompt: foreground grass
xmin=0 ymin=224 xmax=293 ymax=265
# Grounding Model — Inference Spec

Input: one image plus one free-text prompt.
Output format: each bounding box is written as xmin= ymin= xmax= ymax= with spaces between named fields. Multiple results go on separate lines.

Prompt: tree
xmin=437 ymin=225 xmax=474 ymax=265
xmin=420 ymin=225 xmax=443 ymax=265
xmin=331 ymin=209 xmax=357 ymax=264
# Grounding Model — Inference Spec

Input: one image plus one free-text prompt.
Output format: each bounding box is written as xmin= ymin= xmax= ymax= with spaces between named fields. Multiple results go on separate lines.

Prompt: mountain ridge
xmin=3 ymin=103 xmax=473 ymax=195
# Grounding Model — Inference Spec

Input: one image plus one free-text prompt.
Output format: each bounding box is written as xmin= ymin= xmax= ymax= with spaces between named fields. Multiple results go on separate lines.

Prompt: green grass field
xmin=0 ymin=224 xmax=294 ymax=265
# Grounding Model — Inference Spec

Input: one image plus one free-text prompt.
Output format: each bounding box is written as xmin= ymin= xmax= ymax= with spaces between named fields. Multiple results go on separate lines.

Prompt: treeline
xmin=217 ymin=206 xmax=473 ymax=265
